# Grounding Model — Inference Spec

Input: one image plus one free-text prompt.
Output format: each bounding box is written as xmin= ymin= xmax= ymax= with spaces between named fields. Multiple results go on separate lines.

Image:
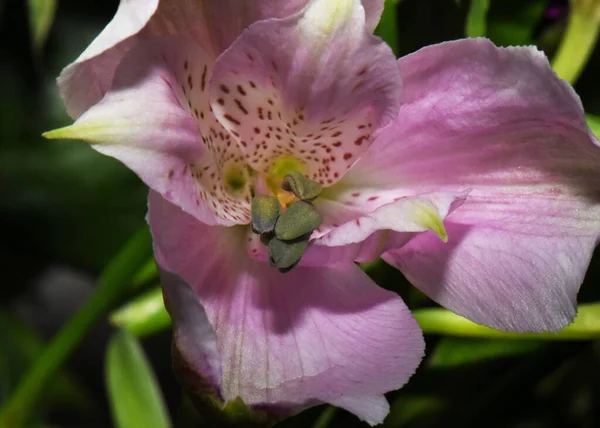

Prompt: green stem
xmin=312 ymin=406 xmax=337 ymax=428
xmin=551 ymin=4 xmax=600 ymax=84
xmin=414 ymin=302 xmax=600 ymax=340
xmin=0 ymin=227 xmax=152 ymax=428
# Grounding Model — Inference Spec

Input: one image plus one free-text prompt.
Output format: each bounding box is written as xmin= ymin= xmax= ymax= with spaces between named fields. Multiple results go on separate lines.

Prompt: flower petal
xmin=315 ymin=192 xmax=465 ymax=246
xmin=383 ymin=223 xmax=597 ymax=332
xmin=148 ymin=191 xmax=424 ymax=425
xmin=344 ymin=38 xmax=600 ymax=331
xmin=59 ymin=0 xmax=309 ymax=119
xmin=160 ymin=269 xmax=222 ymax=399
xmin=48 ymin=37 xmax=252 ymax=225
xmin=362 ymin=0 xmax=385 ymax=32
xmin=209 ymin=0 xmax=401 ymax=187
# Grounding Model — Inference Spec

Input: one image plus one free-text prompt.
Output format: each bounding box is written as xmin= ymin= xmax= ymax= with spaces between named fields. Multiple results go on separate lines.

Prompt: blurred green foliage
xmin=105 ymin=331 xmax=171 ymax=428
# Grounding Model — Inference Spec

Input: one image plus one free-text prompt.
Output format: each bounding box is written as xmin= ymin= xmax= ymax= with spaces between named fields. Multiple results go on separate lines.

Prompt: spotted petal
xmin=345 ymin=38 xmax=600 ymax=332
xmin=209 ymin=0 xmax=401 ymax=187
xmin=59 ymin=0 xmax=310 ymax=119
xmin=149 ymin=191 xmax=424 ymax=425
xmin=47 ymin=37 xmax=252 ymax=225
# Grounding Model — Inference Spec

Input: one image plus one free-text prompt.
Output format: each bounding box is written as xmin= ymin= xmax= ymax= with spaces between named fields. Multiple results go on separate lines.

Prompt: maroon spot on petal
xmin=219 ymin=84 xmax=230 ymax=94
xmin=332 ymin=141 xmax=342 ymax=147
xmin=201 ymin=65 xmax=207 ymax=91
xmin=254 ymin=127 xmax=261 ymax=134
xmin=354 ymin=136 xmax=367 ymax=146
xmin=224 ymin=114 xmax=241 ymax=125
xmin=237 ymin=85 xmax=247 ymax=96
xmin=368 ymin=196 xmax=379 ymax=201
xmin=235 ymin=99 xmax=248 ymax=115
xmin=343 ymin=153 xmax=353 ymax=160
xmin=352 ymin=192 xmax=360 ymax=197
xmin=331 ymin=131 xmax=342 ymax=137
xmin=249 ymin=80 xmax=257 ymax=88
xmin=217 ymin=98 xmax=225 ymax=106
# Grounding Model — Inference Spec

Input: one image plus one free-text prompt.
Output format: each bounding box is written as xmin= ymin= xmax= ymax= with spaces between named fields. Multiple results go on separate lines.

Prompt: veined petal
xmin=59 ymin=0 xmax=309 ymax=119
xmin=345 ymin=38 xmax=600 ymax=331
xmin=209 ymin=0 xmax=401 ymax=187
xmin=362 ymin=0 xmax=385 ymax=32
xmin=48 ymin=37 xmax=252 ymax=225
xmin=383 ymin=223 xmax=596 ymax=333
xmin=148 ymin=191 xmax=424 ymax=425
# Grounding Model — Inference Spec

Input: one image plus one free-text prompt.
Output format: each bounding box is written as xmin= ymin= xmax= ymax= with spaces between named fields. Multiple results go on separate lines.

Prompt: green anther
xmin=282 ymin=170 xmax=323 ymax=201
xmin=274 ymin=200 xmax=323 ymax=241
xmin=251 ymin=195 xmax=281 ymax=234
xmin=268 ymin=235 xmax=310 ymax=272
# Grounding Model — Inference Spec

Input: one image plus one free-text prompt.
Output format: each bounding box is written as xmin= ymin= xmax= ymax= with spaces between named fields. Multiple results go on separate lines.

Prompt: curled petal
xmin=48 ymin=37 xmax=252 ymax=225
xmin=344 ymin=38 xmax=600 ymax=331
xmin=209 ymin=0 xmax=401 ymax=187
xmin=59 ymin=0 xmax=309 ymax=118
xmin=316 ymin=192 xmax=465 ymax=247
xmin=148 ymin=191 xmax=424 ymax=425
xmin=362 ymin=0 xmax=385 ymax=32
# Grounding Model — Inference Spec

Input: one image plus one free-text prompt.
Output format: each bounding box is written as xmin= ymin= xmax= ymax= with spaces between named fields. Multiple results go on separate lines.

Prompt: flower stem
xmin=414 ymin=302 xmax=600 ymax=340
xmin=552 ymin=3 xmax=600 ymax=84
xmin=0 ymin=227 xmax=153 ymax=428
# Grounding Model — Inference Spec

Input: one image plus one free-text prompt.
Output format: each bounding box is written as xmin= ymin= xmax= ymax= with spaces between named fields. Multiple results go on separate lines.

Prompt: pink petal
xmin=362 ymin=0 xmax=385 ymax=32
xmin=49 ymin=37 xmax=253 ymax=225
xmin=148 ymin=191 xmax=424 ymax=425
xmin=160 ymin=270 xmax=222 ymax=398
xmin=59 ymin=0 xmax=309 ymax=119
xmin=345 ymin=38 xmax=600 ymax=331
xmin=209 ymin=0 xmax=401 ymax=187
xmin=304 ymin=191 xmax=467 ymax=266
xmin=316 ymin=192 xmax=464 ymax=247
xmin=383 ymin=223 xmax=597 ymax=332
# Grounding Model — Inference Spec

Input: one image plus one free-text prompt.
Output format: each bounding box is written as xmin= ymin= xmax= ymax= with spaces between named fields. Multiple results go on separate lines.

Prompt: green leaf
xmin=311 ymin=406 xmax=336 ymax=428
xmin=382 ymin=395 xmax=445 ymax=427
xmin=429 ymin=338 xmax=541 ymax=368
xmin=131 ymin=259 xmax=159 ymax=291
xmin=0 ymin=312 xmax=93 ymax=412
xmin=487 ymin=0 xmax=545 ymax=46
xmin=465 ymin=0 xmax=490 ymax=37
xmin=106 ymin=331 xmax=171 ymax=428
xmin=551 ymin=5 xmax=600 ymax=84
xmin=110 ymin=287 xmax=171 ymax=338
xmin=375 ymin=0 xmax=399 ymax=55
xmin=0 ymin=227 xmax=152 ymax=428
xmin=414 ymin=303 xmax=600 ymax=340
xmin=586 ymin=114 xmax=600 ymax=138
xmin=27 ymin=0 xmax=58 ymax=52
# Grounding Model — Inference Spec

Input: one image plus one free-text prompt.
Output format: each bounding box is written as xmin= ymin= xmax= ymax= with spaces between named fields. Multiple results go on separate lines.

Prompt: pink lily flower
xmin=46 ymin=0 xmax=600 ymax=424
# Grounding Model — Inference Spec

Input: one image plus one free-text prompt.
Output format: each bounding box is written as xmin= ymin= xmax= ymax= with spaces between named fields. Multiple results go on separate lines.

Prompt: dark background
xmin=1 ymin=0 xmax=599 ymax=427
